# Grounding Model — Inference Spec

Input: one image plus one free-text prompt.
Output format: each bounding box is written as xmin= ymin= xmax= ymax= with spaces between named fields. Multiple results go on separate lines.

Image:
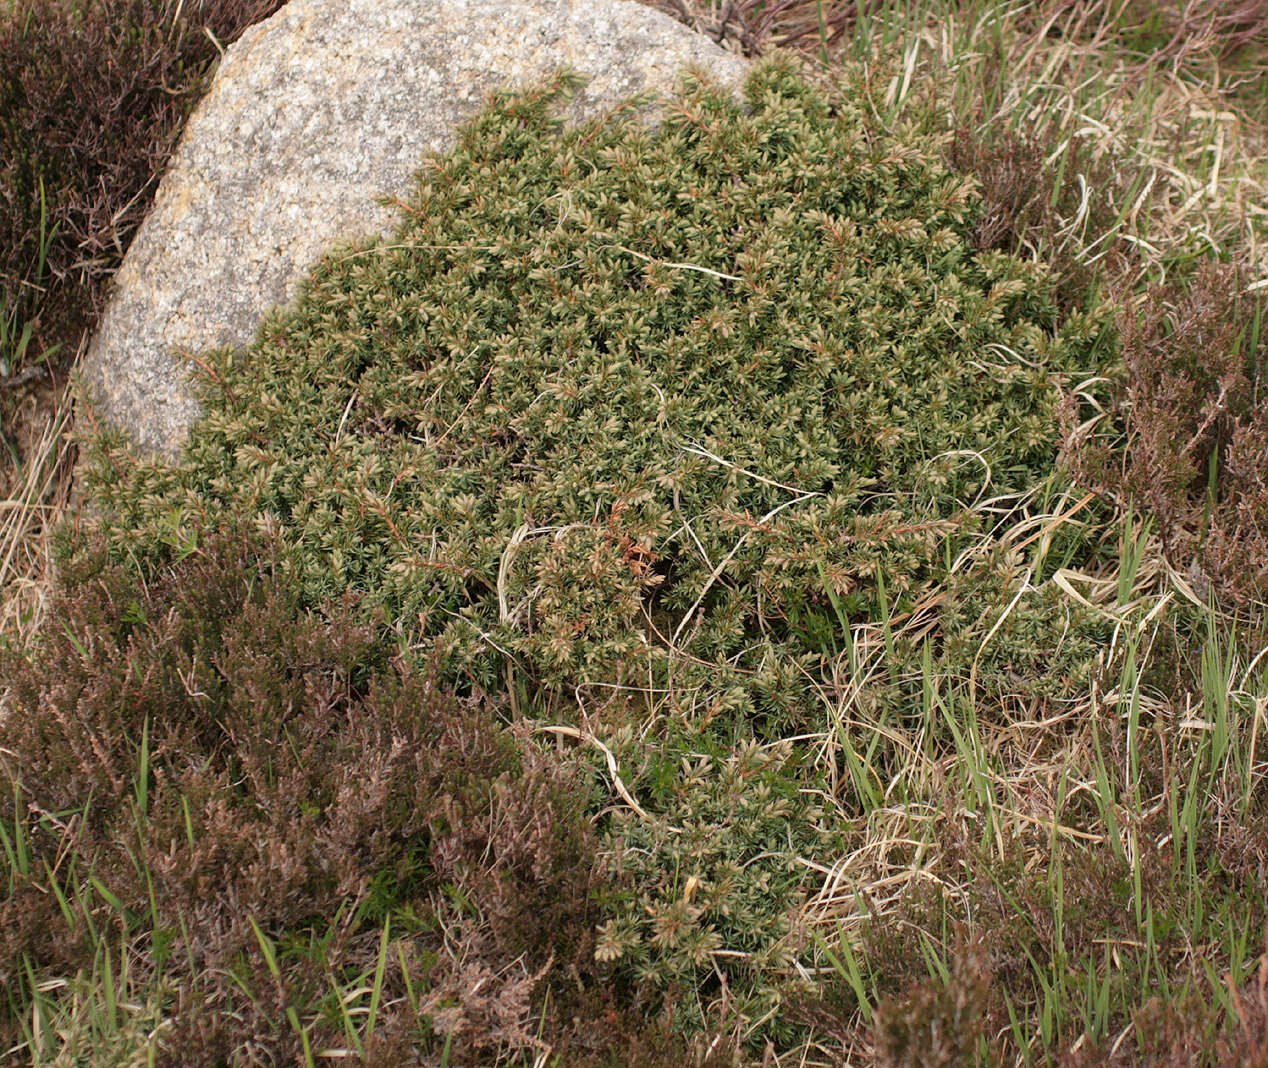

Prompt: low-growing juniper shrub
xmin=0 ymin=528 xmax=646 ymax=1063
xmin=74 ymin=60 xmax=1124 ymax=1043
xmin=6 ymin=11 xmax=1264 ymax=1066
xmin=84 ymin=59 xmax=1115 ymax=722
xmin=595 ymin=735 xmax=833 ymax=1040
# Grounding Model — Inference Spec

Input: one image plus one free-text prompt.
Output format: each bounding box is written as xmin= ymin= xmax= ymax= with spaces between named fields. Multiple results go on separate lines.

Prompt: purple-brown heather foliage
xmin=0 ymin=0 xmax=287 ymax=374
xmin=870 ymin=932 xmax=995 ymax=1068
xmin=0 ymin=529 xmax=712 ymax=1063
xmin=1064 ymin=262 xmax=1268 ymax=611
xmin=946 ymin=117 xmax=1130 ymax=318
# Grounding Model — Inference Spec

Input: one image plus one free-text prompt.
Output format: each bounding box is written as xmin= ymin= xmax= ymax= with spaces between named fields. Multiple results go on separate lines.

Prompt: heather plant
xmin=946 ymin=122 xmax=1130 ymax=317
xmin=0 ymin=0 xmax=287 ymax=384
xmin=857 ymin=736 xmax=1268 ymax=1062
xmin=870 ymin=933 xmax=994 ymax=1067
xmin=646 ymin=0 xmax=855 ymax=55
xmin=1065 ymin=261 xmax=1268 ymax=613
xmin=0 ymin=0 xmax=286 ymax=654
xmin=0 ymin=528 xmax=634 ymax=1063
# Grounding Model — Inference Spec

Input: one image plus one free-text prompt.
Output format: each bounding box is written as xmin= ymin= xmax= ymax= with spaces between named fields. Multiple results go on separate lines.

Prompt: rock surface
xmin=82 ymin=0 xmax=746 ymax=460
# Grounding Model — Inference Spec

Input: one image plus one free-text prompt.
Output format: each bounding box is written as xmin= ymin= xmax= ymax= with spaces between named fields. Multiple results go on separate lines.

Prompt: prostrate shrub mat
xmin=86 ymin=61 xmax=1111 ymax=704
xmin=67 ymin=59 xmax=1126 ymax=1052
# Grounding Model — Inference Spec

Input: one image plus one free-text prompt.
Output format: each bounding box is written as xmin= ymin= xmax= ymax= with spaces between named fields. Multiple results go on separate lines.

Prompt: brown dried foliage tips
xmin=0 ymin=0 xmax=286 ymax=374
xmin=0 ymin=530 xmax=669 ymax=1064
xmin=871 ymin=934 xmax=994 ymax=1068
xmin=1065 ymin=262 xmax=1268 ymax=610
xmin=650 ymin=0 xmax=862 ymax=56
xmin=947 ymin=121 xmax=1128 ymax=315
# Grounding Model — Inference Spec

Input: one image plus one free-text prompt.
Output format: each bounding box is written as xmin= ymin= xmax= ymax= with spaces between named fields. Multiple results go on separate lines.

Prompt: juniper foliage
xmin=596 ymin=736 xmax=830 ymax=1040
xmin=75 ymin=59 xmax=1120 ymax=1042
xmin=85 ymin=60 xmax=1111 ymax=719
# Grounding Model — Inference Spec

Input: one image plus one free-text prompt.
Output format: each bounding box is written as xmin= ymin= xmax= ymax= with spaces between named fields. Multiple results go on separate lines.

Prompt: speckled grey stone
xmin=82 ymin=0 xmax=747 ymax=460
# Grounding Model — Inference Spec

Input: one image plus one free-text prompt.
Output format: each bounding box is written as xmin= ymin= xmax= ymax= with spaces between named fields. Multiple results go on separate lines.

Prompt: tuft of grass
xmin=0 ymin=357 xmax=78 ymax=649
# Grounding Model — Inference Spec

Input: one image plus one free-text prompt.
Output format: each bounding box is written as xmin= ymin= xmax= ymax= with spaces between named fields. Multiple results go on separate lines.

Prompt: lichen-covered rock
xmin=81 ymin=0 xmax=746 ymax=460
